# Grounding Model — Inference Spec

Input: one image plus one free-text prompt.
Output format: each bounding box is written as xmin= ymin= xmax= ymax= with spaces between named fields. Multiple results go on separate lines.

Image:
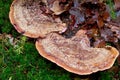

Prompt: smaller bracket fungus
xmin=49 ymin=0 xmax=70 ymax=15
xmin=9 ymin=0 xmax=67 ymax=38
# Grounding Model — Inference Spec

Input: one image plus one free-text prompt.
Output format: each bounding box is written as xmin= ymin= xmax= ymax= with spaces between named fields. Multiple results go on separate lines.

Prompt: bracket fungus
xmin=36 ymin=30 xmax=119 ymax=75
xmin=9 ymin=0 xmax=67 ymax=38
xmin=9 ymin=0 xmax=119 ymax=75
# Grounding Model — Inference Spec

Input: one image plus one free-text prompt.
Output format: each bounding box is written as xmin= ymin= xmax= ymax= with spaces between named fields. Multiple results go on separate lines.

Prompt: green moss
xmin=0 ymin=35 xmax=71 ymax=80
xmin=99 ymin=71 xmax=113 ymax=80
xmin=0 ymin=0 xmax=19 ymax=37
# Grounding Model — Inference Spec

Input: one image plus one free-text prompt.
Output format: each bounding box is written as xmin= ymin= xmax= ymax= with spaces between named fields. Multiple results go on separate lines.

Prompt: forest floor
xmin=0 ymin=0 xmax=120 ymax=80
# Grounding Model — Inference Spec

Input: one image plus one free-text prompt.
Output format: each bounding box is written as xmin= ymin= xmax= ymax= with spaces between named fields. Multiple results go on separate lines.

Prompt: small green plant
xmin=14 ymin=36 xmax=27 ymax=54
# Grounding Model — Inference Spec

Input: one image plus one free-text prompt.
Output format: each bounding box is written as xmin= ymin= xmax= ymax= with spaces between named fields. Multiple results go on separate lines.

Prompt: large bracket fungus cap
xmin=36 ymin=30 xmax=119 ymax=75
xmin=9 ymin=0 xmax=67 ymax=38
